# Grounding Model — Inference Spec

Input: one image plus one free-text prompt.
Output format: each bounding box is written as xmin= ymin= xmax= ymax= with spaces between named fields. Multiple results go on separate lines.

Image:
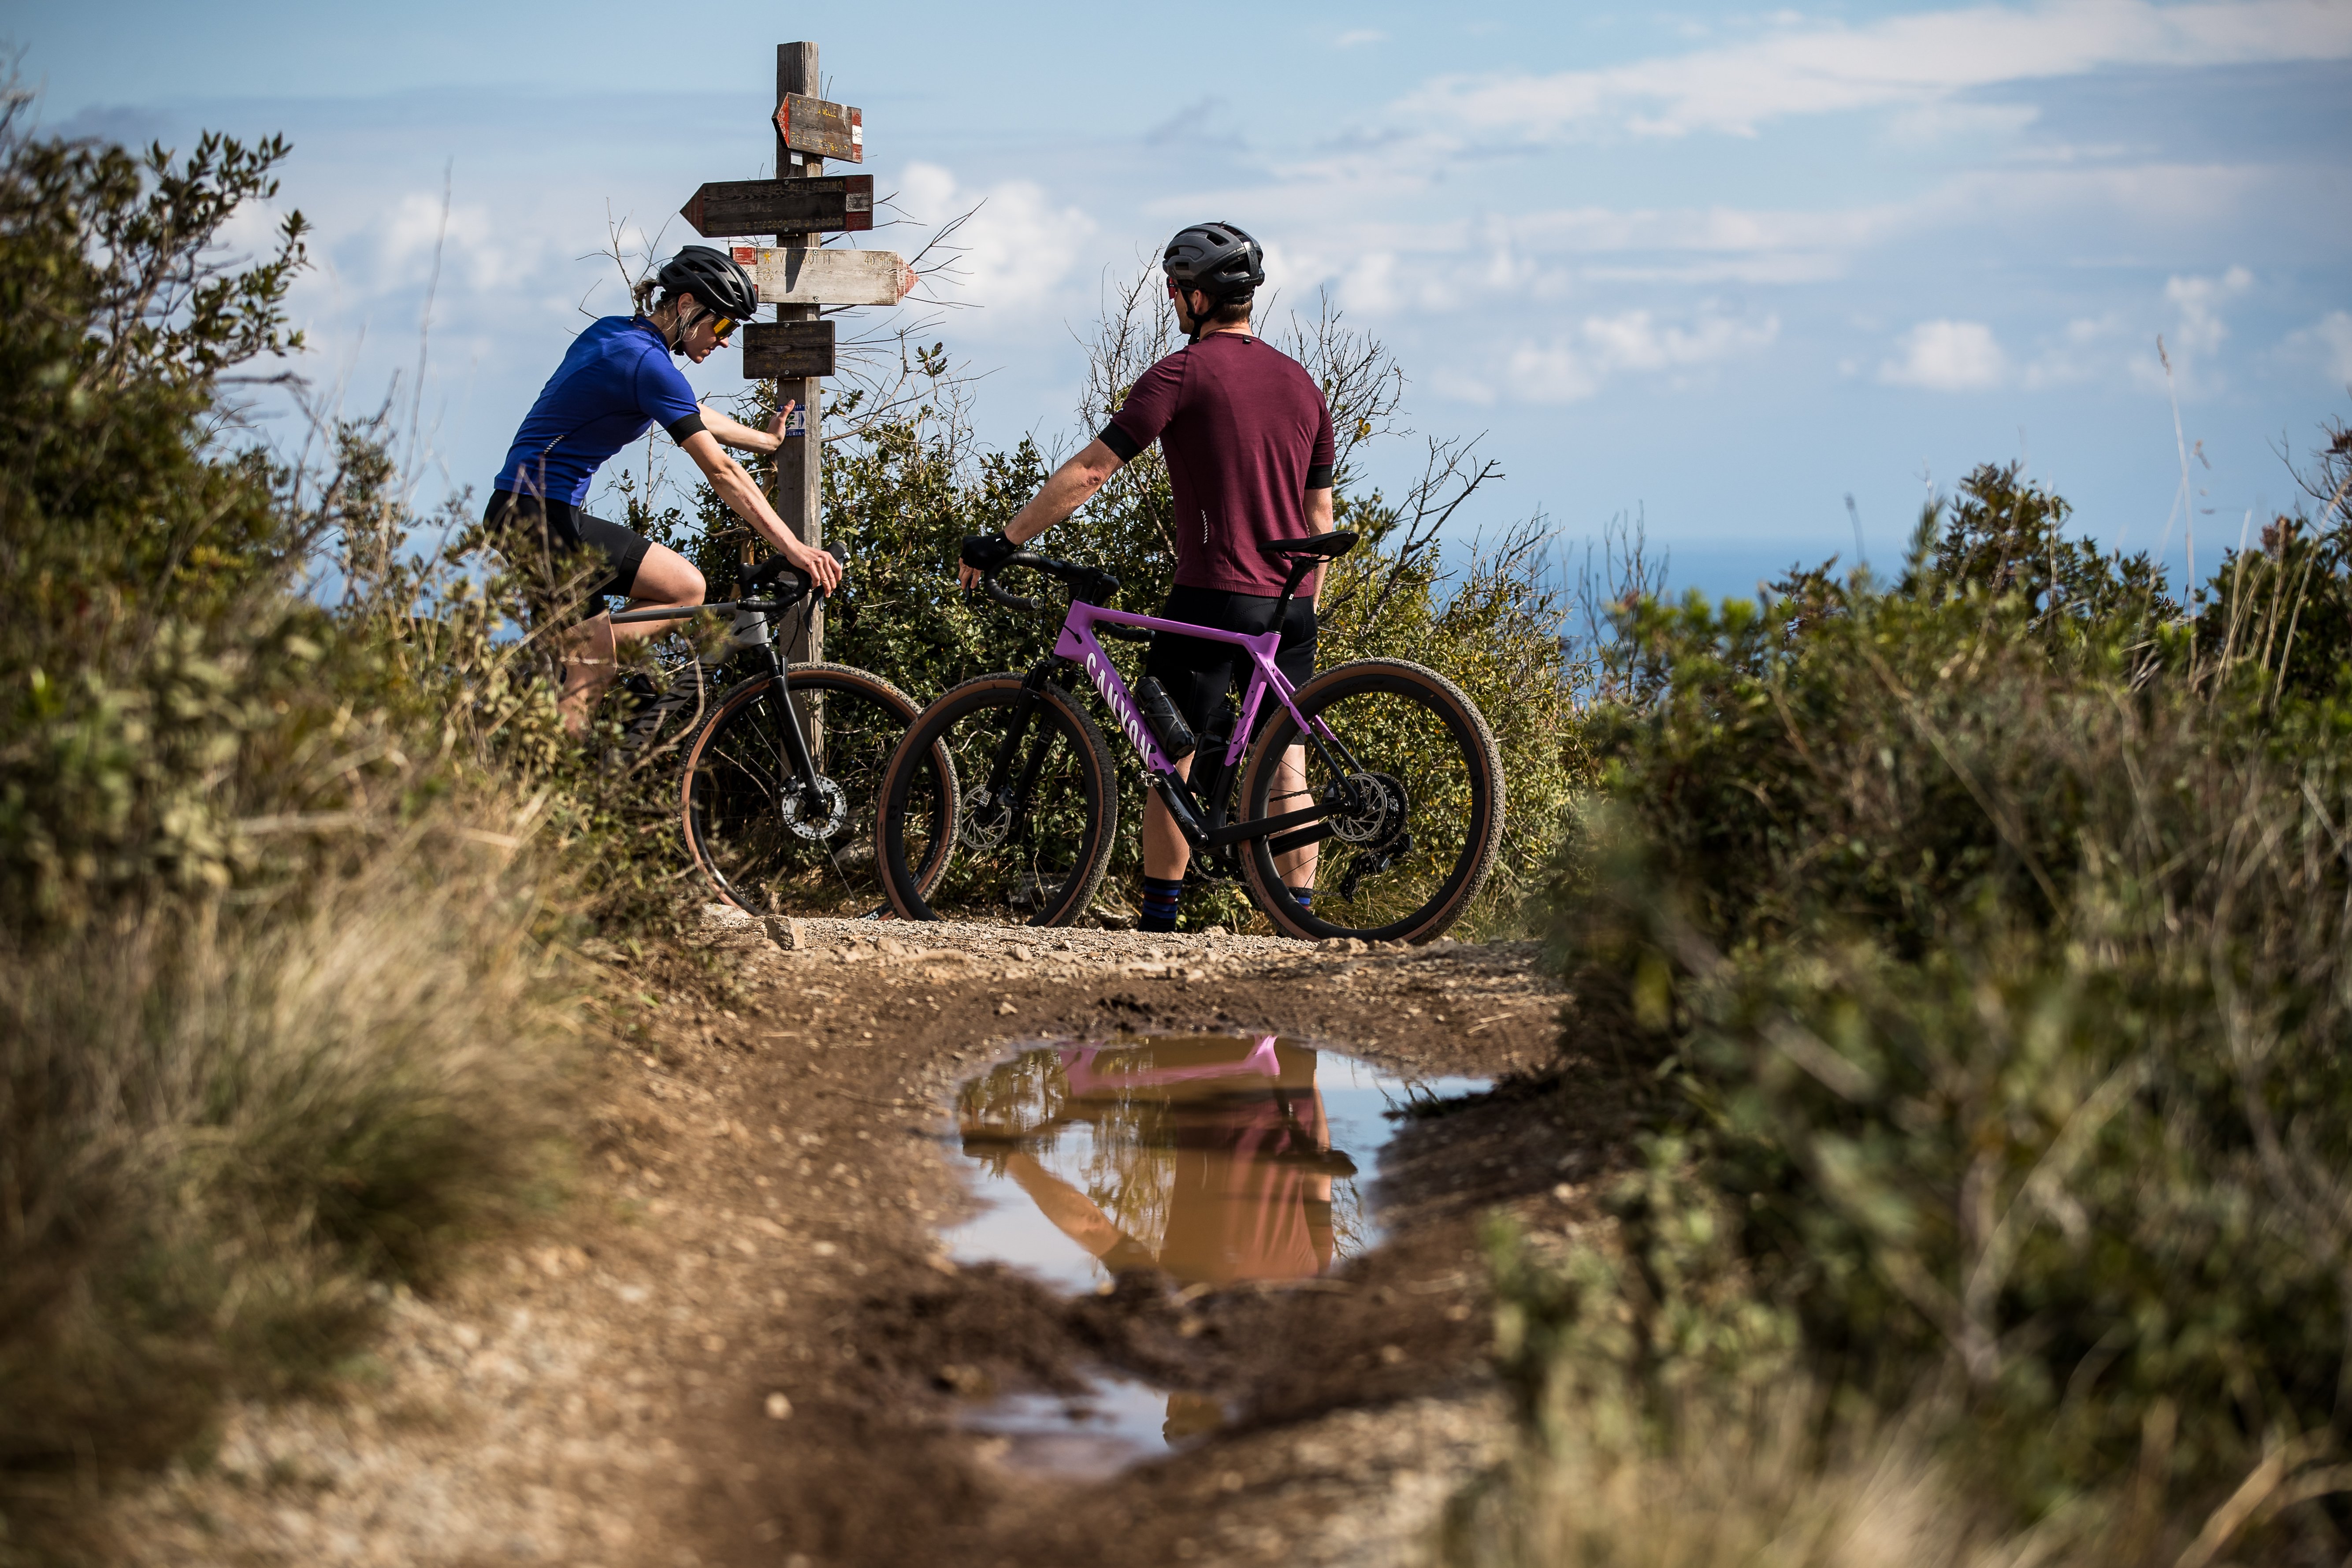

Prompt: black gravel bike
xmin=870 ymin=533 xmax=1504 ymax=942
xmin=605 ymin=544 xmax=958 ymax=915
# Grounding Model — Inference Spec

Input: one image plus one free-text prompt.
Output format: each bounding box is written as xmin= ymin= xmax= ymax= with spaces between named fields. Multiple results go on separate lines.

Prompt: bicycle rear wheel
xmin=875 ymin=673 xmax=1118 ymax=927
xmin=681 ymin=664 xmax=956 ymax=916
xmin=1234 ymin=658 xmax=1503 ymax=943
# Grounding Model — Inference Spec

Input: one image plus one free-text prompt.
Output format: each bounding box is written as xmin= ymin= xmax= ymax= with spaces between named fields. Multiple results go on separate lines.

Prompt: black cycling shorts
xmin=1141 ymin=584 xmax=1319 ymax=752
xmin=482 ymin=490 xmax=652 ymax=605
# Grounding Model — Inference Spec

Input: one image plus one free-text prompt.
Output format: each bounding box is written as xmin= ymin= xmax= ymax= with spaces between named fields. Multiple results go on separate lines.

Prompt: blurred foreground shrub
xmin=1472 ymin=449 xmax=2352 ymax=1564
xmin=0 ymin=90 xmax=605 ymax=1550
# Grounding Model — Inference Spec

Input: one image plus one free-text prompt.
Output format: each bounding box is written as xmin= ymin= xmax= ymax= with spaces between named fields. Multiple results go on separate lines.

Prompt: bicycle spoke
xmin=685 ymin=670 xmax=930 ymax=916
xmin=1238 ymin=661 xmax=1501 ymax=944
xmin=879 ymin=676 xmax=1115 ymax=927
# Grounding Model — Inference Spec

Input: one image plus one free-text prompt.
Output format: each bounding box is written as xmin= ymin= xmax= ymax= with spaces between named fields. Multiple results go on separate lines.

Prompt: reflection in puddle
xmin=961 ymin=1371 xmax=1202 ymax=1479
xmin=944 ymin=1033 xmax=1489 ymax=1470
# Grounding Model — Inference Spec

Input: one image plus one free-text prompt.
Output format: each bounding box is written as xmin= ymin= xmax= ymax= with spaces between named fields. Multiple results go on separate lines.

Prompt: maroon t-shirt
xmin=1100 ymin=333 xmax=1337 ymax=596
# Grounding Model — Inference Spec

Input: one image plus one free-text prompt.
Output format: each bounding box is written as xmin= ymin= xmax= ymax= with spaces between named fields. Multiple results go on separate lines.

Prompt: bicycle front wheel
xmin=680 ymin=664 xmax=957 ymax=916
xmin=1235 ymin=658 xmax=1504 ymax=944
xmin=875 ymin=673 xmax=1118 ymax=926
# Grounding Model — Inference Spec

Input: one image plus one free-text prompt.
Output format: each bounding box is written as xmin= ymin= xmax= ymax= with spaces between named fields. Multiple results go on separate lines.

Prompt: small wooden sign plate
xmin=741 ymin=246 xmax=916 ymax=307
xmin=773 ymin=94 xmax=864 ymax=163
xmin=742 ymin=320 xmax=836 ymax=380
xmin=680 ymin=175 xmax=873 ymax=237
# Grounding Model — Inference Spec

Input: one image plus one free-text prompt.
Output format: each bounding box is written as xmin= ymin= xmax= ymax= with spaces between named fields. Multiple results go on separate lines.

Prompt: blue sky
xmin=6 ymin=0 xmax=2348 ymax=601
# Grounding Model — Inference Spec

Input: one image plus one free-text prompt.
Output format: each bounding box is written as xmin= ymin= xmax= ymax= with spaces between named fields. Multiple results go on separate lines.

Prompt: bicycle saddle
xmin=1258 ymin=531 xmax=1358 ymax=561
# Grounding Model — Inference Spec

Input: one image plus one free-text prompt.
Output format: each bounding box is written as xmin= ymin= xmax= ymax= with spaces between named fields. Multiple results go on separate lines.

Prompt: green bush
xmin=0 ymin=93 xmax=594 ymax=1553
xmin=1490 ymin=445 xmax=2352 ymax=1561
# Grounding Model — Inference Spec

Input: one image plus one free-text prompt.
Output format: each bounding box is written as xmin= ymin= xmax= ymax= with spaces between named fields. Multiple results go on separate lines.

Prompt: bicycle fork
xmin=754 ymin=650 xmax=830 ymax=813
xmin=973 ymin=667 xmax=1059 ymax=840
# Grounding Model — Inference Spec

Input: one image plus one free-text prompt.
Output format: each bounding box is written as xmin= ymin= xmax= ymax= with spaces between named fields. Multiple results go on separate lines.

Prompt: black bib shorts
xmin=482 ymin=490 xmax=652 ymax=607
xmin=1140 ymin=584 xmax=1319 ymax=754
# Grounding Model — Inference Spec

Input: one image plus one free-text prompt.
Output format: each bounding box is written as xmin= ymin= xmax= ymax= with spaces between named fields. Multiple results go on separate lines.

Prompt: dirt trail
xmin=103 ymin=914 xmax=1635 ymax=1568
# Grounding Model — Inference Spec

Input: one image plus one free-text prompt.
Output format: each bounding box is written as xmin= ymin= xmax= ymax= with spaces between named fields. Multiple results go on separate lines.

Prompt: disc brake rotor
xmin=959 ymin=784 xmax=1016 ymax=852
xmin=779 ymin=777 xmax=850 ymax=841
xmin=1327 ymin=771 xmax=1409 ymax=850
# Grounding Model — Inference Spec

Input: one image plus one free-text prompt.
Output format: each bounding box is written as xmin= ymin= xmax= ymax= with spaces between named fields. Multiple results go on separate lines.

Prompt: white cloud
xmin=2021 ymin=311 xmax=2127 ymax=388
xmin=2165 ymin=264 xmax=2253 ymax=356
xmin=1881 ymin=320 xmax=2008 ymax=390
xmin=1884 ymin=100 xmax=2041 ymax=144
xmin=2131 ymin=264 xmax=2252 ymax=393
xmin=1503 ymin=307 xmax=1780 ymax=402
xmin=1335 ymin=29 xmax=1388 ymax=48
xmin=894 ymin=163 xmax=1096 ymax=323
xmin=1395 ymin=0 xmax=2352 ymax=143
xmin=2283 ymin=311 xmax=2352 ymax=386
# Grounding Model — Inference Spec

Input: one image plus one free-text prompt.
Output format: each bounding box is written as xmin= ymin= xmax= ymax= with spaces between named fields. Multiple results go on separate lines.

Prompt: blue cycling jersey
xmin=494 ymin=316 xmax=706 ymax=506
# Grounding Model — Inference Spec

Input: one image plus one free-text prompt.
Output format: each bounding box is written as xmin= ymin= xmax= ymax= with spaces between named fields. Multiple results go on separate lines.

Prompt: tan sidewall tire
xmin=873 ymin=674 xmax=1119 ymax=926
xmin=1237 ymin=658 xmax=1505 ymax=944
xmin=680 ymin=664 xmax=947 ymax=911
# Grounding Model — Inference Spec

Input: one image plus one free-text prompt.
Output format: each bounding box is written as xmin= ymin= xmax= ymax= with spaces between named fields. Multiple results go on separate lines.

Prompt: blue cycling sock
xmin=1286 ymin=884 xmax=1315 ymax=910
xmin=1138 ymin=876 xmax=1184 ymax=933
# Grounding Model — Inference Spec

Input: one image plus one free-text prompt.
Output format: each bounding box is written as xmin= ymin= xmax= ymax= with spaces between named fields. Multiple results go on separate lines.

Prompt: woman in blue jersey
xmin=486 ymin=245 xmax=842 ymax=733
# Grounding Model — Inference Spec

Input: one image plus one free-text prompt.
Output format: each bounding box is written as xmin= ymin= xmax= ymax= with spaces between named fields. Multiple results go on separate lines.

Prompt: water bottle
xmin=1133 ymin=676 xmax=1196 ymax=760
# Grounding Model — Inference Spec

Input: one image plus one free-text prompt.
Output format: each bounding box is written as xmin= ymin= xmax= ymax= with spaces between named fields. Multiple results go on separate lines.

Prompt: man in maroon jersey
xmin=960 ymin=222 xmax=1337 ymax=933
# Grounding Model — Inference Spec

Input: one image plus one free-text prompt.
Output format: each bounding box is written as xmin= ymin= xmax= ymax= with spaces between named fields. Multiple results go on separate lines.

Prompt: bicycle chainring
xmin=780 ymin=777 xmax=851 ymax=842
xmin=960 ymin=785 xmax=1016 ymax=852
xmin=1327 ymin=771 xmax=1409 ymax=850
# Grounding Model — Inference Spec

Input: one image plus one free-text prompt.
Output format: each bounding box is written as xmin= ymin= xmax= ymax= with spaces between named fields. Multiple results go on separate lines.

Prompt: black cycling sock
xmin=1139 ymin=876 xmax=1183 ymax=933
xmin=1286 ymin=884 xmax=1315 ymax=910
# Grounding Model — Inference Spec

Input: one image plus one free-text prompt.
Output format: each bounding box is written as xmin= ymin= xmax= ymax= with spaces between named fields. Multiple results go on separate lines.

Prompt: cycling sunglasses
xmin=692 ymin=301 xmax=740 ymax=343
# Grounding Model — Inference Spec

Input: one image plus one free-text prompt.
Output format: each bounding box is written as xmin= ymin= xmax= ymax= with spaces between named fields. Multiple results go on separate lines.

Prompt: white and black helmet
xmin=656 ymin=245 xmax=761 ymax=325
xmin=1162 ymin=221 xmax=1264 ymax=303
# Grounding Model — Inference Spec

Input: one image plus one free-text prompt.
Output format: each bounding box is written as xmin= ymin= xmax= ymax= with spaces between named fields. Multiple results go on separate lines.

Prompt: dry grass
xmin=1444 ymin=1379 xmax=2118 ymax=1568
xmin=0 ymin=803 xmax=586 ymax=1550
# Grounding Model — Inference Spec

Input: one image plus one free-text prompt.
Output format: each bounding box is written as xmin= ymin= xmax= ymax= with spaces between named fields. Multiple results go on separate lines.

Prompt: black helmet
xmin=1162 ymin=221 xmax=1264 ymax=303
xmin=656 ymin=245 xmax=761 ymax=324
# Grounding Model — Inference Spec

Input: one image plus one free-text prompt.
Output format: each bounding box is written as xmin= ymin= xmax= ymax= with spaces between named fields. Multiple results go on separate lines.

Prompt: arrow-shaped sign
xmin=774 ymin=94 xmax=863 ymax=163
xmin=732 ymin=246 xmax=917 ymax=307
xmin=680 ymin=175 xmax=873 ymax=238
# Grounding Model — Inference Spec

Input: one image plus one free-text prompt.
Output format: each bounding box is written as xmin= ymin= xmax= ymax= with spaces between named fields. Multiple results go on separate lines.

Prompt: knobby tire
xmin=1235 ymin=658 xmax=1504 ymax=944
xmin=874 ymin=673 xmax=1118 ymax=927
xmin=680 ymin=663 xmax=955 ymax=916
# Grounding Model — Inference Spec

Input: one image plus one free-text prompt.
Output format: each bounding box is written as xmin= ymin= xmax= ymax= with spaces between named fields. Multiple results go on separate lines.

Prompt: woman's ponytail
xmin=631 ymin=276 xmax=660 ymax=315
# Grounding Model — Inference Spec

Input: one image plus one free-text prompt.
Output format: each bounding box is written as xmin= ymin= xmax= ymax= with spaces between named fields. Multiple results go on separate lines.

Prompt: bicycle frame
xmin=612 ymin=595 xmax=826 ymax=810
xmin=1049 ymin=599 xmax=1363 ymax=852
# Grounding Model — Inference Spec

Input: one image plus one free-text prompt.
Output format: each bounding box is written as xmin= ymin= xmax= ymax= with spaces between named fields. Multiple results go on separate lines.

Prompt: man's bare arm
xmin=959 ymin=438 xmax=1126 ymax=587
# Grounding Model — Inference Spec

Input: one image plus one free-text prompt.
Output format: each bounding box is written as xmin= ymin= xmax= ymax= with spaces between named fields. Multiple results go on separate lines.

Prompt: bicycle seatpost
xmin=1272 ymin=555 xmax=1318 ymax=618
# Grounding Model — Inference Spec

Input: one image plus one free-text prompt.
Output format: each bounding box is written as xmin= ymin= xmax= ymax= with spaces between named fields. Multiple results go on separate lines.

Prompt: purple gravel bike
xmin=871 ymin=532 xmax=1503 ymax=942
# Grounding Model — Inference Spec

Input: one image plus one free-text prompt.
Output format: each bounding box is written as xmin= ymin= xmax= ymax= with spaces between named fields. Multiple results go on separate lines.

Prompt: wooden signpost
xmin=673 ymin=41 xmax=914 ymax=664
xmin=773 ymin=93 xmax=863 ymax=162
xmin=742 ymin=246 xmax=917 ymax=307
xmin=740 ymin=320 xmax=835 ymax=380
xmin=679 ymin=175 xmax=873 ymax=237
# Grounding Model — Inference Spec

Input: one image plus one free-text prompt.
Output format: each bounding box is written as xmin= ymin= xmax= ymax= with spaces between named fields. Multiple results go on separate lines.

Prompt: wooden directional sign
xmin=742 ymin=320 xmax=836 ymax=379
xmin=773 ymin=93 xmax=863 ymax=163
xmin=736 ymin=246 xmax=916 ymax=307
xmin=679 ymin=175 xmax=873 ymax=238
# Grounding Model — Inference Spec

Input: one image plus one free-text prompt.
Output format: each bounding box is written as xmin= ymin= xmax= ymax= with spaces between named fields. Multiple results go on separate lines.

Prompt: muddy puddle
xmin=941 ymin=1033 xmax=1489 ymax=1471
